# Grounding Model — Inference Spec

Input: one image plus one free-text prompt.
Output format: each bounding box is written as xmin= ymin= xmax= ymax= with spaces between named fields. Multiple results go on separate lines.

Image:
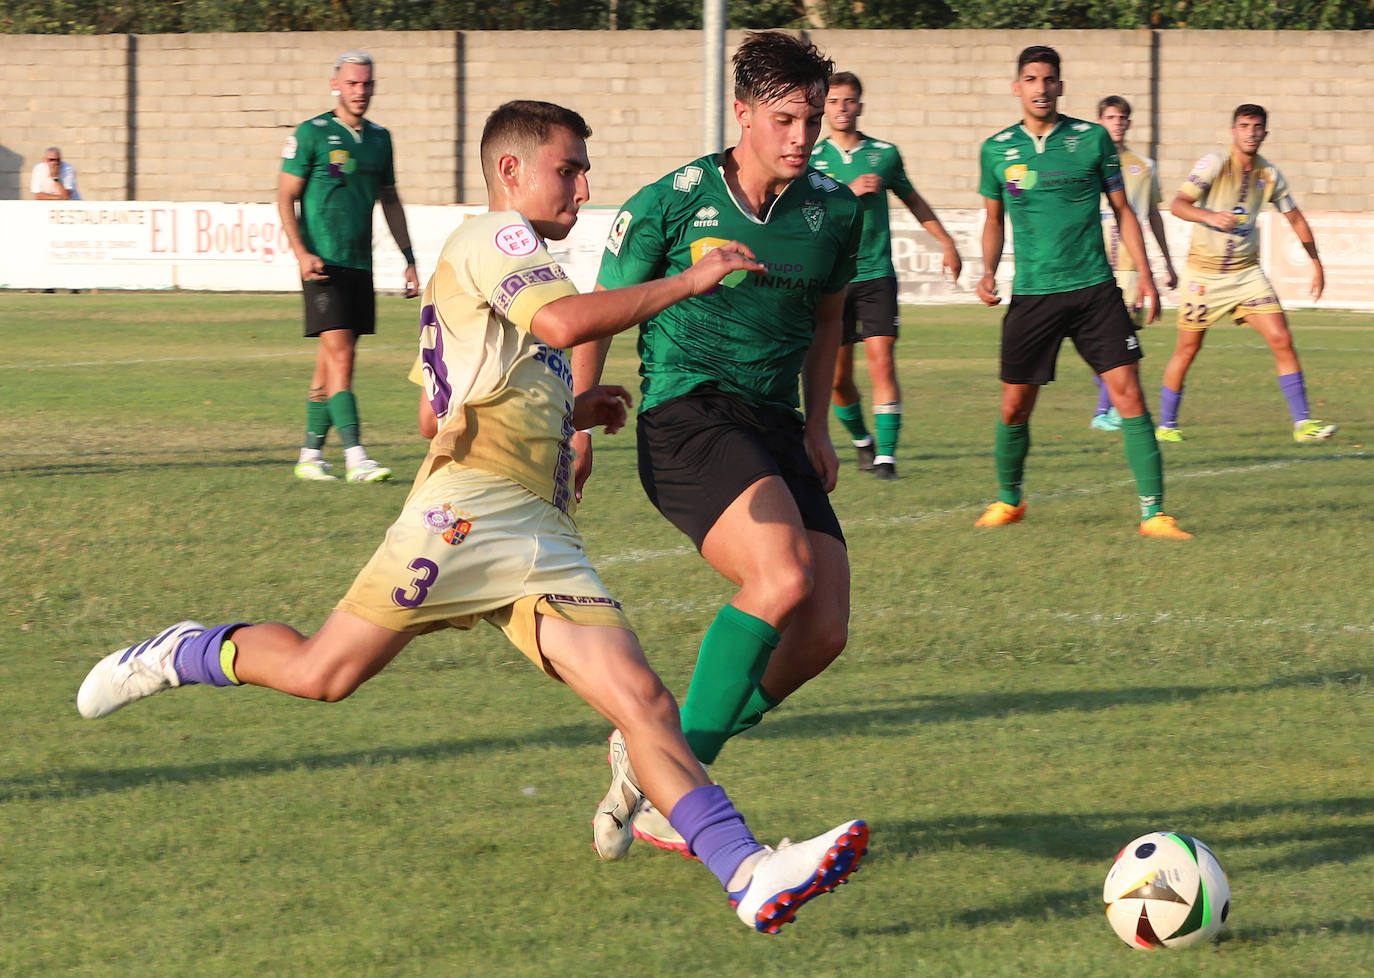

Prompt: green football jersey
xmin=596 ymin=154 xmax=863 ymax=415
xmin=280 ymin=111 xmax=397 ymax=271
xmin=810 ymin=135 xmax=915 ymax=282
xmin=978 ymin=116 xmax=1121 ymax=295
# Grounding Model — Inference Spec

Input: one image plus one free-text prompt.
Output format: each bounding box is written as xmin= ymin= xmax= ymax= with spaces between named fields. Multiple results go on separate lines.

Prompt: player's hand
xmin=297 ymin=252 xmax=328 ymax=283
xmin=804 ymin=420 xmax=839 ymax=493
xmin=1137 ymin=277 xmax=1160 ymax=325
xmin=681 ymin=241 xmax=767 ymax=296
xmin=1164 ymin=266 xmax=1179 ymax=291
xmin=572 ymin=430 xmax=593 ymax=502
xmin=572 ymin=385 xmax=632 ymax=435
xmin=849 ymin=174 xmax=883 ymax=196
xmin=1207 ymin=211 xmax=1240 ymax=233
xmin=1310 ymin=262 xmax=1325 ymax=302
xmin=943 ymin=243 xmax=963 ymax=283
xmin=976 ymin=272 xmax=1002 ymax=307
xmin=403 ymin=264 xmax=420 ymax=299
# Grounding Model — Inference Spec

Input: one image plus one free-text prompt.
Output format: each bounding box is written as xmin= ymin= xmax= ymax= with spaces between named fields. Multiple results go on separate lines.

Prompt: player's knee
xmin=615 ymin=669 xmax=679 ymax=730
xmin=759 ymin=560 xmax=815 ymax=618
xmin=292 ymin=665 xmax=365 ymax=702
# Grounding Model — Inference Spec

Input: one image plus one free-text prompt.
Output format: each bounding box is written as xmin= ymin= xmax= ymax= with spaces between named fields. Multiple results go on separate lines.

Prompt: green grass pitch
xmin=0 ymin=292 xmax=1370 ymax=976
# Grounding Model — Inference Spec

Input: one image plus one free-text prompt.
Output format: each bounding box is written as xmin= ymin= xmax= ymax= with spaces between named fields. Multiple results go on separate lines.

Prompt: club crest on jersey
xmin=422 ymin=504 xmax=474 ymax=546
xmin=865 ymin=152 xmax=883 ymax=168
xmin=606 ymin=210 xmax=632 ymax=256
xmin=673 ymin=165 xmax=703 ymax=193
xmin=802 ymin=200 xmax=825 ymax=233
xmin=692 ymin=206 xmax=720 ymax=228
xmin=690 ymin=237 xmax=748 ymax=290
xmin=1064 ymin=135 xmax=1080 ymax=153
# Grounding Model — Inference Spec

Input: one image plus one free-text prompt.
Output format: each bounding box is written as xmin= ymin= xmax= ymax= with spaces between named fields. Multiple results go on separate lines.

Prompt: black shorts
xmin=1000 ymin=280 xmax=1142 ymax=385
xmin=636 ymin=387 xmax=845 ymax=551
xmin=303 ymin=265 xmax=376 ymax=337
xmin=841 ymin=275 xmax=900 ymax=345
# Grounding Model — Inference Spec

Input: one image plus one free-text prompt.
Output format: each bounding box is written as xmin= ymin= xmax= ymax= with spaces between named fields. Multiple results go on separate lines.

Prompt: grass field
xmin=1 ymin=292 xmax=1370 ymax=977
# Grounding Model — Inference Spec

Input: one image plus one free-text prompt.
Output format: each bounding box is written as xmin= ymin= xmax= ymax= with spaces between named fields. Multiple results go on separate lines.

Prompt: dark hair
xmin=1016 ymin=45 xmax=1060 ymax=75
xmin=1233 ymin=103 xmax=1267 ymax=126
xmin=829 ymin=71 xmax=862 ymax=98
xmin=733 ymin=31 xmax=834 ymax=106
xmin=480 ymin=100 xmax=591 ymax=179
xmin=1097 ymin=95 xmax=1131 ymax=117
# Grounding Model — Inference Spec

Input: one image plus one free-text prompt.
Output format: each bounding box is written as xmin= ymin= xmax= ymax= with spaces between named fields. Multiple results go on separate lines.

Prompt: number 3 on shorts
xmin=392 ymin=557 xmax=439 ymax=609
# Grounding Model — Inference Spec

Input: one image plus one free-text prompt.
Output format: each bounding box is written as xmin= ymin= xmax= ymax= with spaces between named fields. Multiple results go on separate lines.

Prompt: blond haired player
xmin=76 ymin=100 xmax=867 ymax=934
xmin=1156 ymin=104 xmax=1334 ymax=443
xmin=1089 ymin=95 xmax=1177 ymax=432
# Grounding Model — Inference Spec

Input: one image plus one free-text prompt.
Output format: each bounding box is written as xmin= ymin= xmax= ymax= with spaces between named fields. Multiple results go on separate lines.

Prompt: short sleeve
xmin=466 ymin=217 xmax=578 ymax=333
xmin=822 ymin=206 xmax=862 ymax=294
xmin=596 ymin=186 xmax=669 ymax=289
xmin=977 ymin=139 xmax=1004 ymax=201
xmin=886 ymin=147 xmax=916 ymax=201
xmin=1097 ymin=129 xmax=1123 ymax=195
xmin=1179 ymin=153 xmax=1221 ymax=203
xmin=280 ymin=121 xmax=314 ymax=179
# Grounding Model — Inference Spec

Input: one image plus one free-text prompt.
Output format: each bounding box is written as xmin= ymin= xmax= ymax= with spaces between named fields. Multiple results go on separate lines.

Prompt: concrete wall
xmin=2 ymin=29 xmax=1371 ymax=211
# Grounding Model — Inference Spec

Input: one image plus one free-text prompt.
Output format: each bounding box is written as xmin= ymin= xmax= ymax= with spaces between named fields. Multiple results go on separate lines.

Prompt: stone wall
xmin=2 ymin=29 xmax=1370 ymax=210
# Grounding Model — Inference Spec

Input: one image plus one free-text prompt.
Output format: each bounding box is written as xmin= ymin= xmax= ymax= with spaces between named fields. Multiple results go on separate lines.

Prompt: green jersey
xmin=978 ymin=116 xmax=1121 ymax=295
xmin=810 ymin=135 xmax=915 ymax=282
xmin=596 ymin=154 xmax=863 ymax=415
xmin=280 ymin=111 xmax=397 ymax=271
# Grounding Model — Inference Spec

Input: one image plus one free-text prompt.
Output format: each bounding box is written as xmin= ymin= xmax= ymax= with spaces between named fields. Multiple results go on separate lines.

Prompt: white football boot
xmin=76 ymin=620 xmax=205 ymax=719
xmin=733 ymin=820 xmax=869 ymax=934
xmin=592 ymin=730 xmax=643 ymax=860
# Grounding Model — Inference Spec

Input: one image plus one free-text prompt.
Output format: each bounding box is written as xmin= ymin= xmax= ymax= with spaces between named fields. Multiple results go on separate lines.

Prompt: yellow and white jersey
xmin=1101 ymin=148 xmax=1161 ymax=273
xmin=409 ymin=210 xmax=580 ymax=514
xmin=1178 ymin=150 xmax=1295 ymax=274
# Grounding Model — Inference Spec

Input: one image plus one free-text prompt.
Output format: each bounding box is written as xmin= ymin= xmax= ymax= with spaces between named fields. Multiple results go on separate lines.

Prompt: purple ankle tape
xmin=172 ymin=623 xmax=247 ymax=686
xmin=667 ymin=784 xmax=764 ymax=891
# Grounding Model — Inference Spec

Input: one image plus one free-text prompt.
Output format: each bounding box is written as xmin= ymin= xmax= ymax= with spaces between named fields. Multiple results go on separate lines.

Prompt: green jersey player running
xmin=574 ymin=31 xmax=865 ymax=858
xmin=974 ymin=45 xmax=1190 ymax=540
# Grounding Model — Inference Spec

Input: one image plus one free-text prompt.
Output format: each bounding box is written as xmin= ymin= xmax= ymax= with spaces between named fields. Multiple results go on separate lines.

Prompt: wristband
xmin=577 ymin=428 xmax=594 ymax=436
xmin=401 ymin=247 xmax=416 ymax=265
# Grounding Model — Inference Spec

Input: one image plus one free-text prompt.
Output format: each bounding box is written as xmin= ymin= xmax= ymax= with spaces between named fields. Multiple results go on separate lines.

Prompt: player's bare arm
xmin=276 ymin=171 xmax=327 ymax=282
xmin=569 ymin=333 xmax=613 ymax=499
xmin=1106 ymin=187 xmax=1159 ymax=323
xmin=417 ymin=388 xmax=438 ymax=439
xmin=1170 ymin=191 xmax=1239 ymax=233
xmin=1282 ymin=207 xmax=1325 ymax=300
xmin=1146 ymin=208 xmax=1179 ymax=290
xmin=903 ymin=189 xmax=963 ymax=282
xmin=530 ymin=242 xmax=765 ymax=350
xmin=378 ymin=184 xmax=420 ymax=298
xmin=977 ymin=197 xmax=1005 ymax=306
xmin=802 ymin=290 xmax=846 ymax=492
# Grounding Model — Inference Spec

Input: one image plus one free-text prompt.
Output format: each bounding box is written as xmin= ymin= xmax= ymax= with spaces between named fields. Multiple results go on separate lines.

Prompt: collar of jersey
xmin=714 ymin=154 xmax=797 ymax=226
xmin=823 ymin=135 xmax=868 ymax=165
xmin=1016 ymin=119 xmax=1063 ymax=154
xmin=329 ymin=112 xmax=367 ymax=143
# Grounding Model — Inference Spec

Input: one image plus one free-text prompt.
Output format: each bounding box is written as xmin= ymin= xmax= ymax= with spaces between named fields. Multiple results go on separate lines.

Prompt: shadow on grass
xmin=0 ymin=719 xmax=604 ymax=804
xmin=0 ymin=442 xmax=429 ymax=480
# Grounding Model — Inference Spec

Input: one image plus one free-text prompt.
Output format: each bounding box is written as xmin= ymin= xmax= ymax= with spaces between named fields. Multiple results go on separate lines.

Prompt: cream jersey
xmin=1101 ymin=148 xmax=1160 ymax=273
xmin=1179 ymin=150 xmax=1295 ymax=274
xmin=409 ymin=210 xmax=580 ymax=515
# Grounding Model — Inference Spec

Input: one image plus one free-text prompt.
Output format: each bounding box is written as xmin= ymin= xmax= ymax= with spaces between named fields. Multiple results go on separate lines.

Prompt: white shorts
xmin=337 ymin=463 xmax=630 ymax=678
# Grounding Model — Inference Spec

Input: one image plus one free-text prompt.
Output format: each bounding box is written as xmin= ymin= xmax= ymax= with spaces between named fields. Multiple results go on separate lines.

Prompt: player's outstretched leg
xmin=732 ymin=819 xmax=870 ymax=934
xmin=76 ymin=620 xmax=243 ymax=719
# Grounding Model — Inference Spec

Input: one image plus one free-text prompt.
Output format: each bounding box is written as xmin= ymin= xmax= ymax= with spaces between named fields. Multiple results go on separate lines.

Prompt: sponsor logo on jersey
xmin=495 ymin=222 xmax=539 ymax=257
xmin=328 ymin=149 xmax=353 ymax=177
xmin=692 ymin=205 xmax=720 ymax=228
xmin=422 ymin=503 xmax=474 ymax=546
xmin=673 ymin=165 xmax=703 ymax=193
xmin=690 ymin=237 xmax=749 ymax=290
xmin=1004 ymin=163 xmax=1037 ymax=197
xmin=802 ymin=200 xmax=825 ymax=234
xmin=808 ymin=172 xmax=840 ymax=192
xmin=282 ymin=136 xmax=298 ymax=160
xmin=492 ymin=264 xmax=568 ymax=316
xmin=606 ymin=210 xmax=632 ymax=255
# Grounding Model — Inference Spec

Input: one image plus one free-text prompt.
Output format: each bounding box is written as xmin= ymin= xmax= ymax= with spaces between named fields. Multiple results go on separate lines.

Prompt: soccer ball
xmin=1103 ymin=832 xmax=1230 ymax=949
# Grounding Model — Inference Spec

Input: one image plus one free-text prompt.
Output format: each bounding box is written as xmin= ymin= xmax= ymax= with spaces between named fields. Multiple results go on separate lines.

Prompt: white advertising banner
xmin=2 ymin=201 xmax=1369 ymax=311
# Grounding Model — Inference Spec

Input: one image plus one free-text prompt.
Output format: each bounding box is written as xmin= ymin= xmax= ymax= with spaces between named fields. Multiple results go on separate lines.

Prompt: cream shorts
xmin=337 ymin=463 xmax=630 ymax=679
xmin=1177 ymin=265 xmax=1282 ymax=331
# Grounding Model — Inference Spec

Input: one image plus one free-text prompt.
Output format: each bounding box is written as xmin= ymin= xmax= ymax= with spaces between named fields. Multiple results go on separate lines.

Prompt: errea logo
xmin=993 ymin=131 xmax=1013 ymax=142
xmin=692 ymin=206 xmax=720 ymax=228
xmin=673 ymin=165 xmax=703 ymax=193
xmin=1072 ymin=122 xmax=1091 ymax=132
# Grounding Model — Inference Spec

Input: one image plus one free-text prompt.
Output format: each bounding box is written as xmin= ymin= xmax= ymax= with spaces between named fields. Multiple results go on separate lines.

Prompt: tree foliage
xmin=1 ymin=0 xmax=1369 ymax=32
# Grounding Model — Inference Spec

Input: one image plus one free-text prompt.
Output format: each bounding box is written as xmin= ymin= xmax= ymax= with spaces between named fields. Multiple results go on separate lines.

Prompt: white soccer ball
xmin=1103 ymin=831 xmax=1230 ymax=949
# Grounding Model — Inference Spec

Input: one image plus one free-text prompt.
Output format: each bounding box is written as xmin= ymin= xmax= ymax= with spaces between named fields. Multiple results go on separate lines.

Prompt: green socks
xmin=874 ymin=401 xmax=902 ymax=459
xmin=994 ymin=420 xmax=1030 ymax=506
xmin=1121 ymin=412 xmax=1164 ymax=519
xmin=728 ymin=683 xmax=782 ymax=738
xmin=680 ymin=605 xmax=781 ymax=765
xmin=304 ymin=400 xmax=331 ymax=451
xmin=833 ymin=401 xmax=870 ymax=444
xmin=327 ymin=391 xmax=362 ymax=451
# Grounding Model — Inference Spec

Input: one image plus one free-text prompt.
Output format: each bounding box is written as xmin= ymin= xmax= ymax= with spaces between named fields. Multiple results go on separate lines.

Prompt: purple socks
xmin=1093 ymin=375 xmax=1112 ymax=415
xmin=172 ymin=623 xmax=246 ymax=686
xmin=1278 ymin=372 xmax=1310 ymax=423
xmin=668 ymin=783 xmax=764 ymax=892
xmin=1159 ymin=385 xmax=1183 ymax=428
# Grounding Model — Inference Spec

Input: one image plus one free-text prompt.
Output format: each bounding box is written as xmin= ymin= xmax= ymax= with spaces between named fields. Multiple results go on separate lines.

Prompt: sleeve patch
xmin=494 ymin=223 xmax=539 ymax=257
xmin=606 ymin=210 xmax=632 ymax=256
xmin=282 ymin=135 xmax=298 ymax=160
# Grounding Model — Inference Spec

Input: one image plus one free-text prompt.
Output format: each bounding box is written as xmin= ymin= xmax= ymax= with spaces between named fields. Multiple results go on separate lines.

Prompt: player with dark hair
xmin=975 ymin=45 xmax=1190 ymax=539
xmin=813 ymin=70 xmax=961 ymax=479
xmin=1156 ymin=103 xmax=1334 ymax=443
xmin=78 ymin=98 xmax=868 ymax=934
xmin=280 ymin=50 xmax=419 ymax=485
xmin=1088 ymin=94 xmax=1177 ymax=431
xmin=575 ymin=30 xmax=865 ymax=856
